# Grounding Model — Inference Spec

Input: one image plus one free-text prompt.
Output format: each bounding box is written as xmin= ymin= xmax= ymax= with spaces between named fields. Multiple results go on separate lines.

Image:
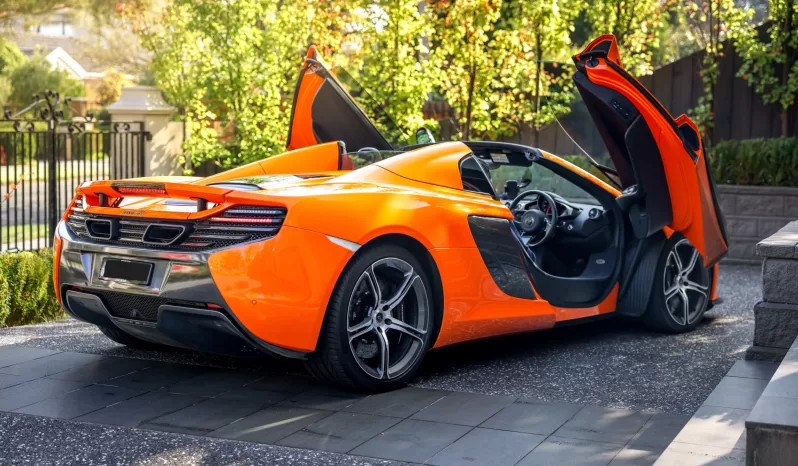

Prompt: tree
xmin=735 ymin=0 xmax=798 ymax=136
xmin=95 ymin=67 xmax=130 ymax=106
xmin=352 ymin=0 xmax=437 ymax=145
xmin=684 ymin=0 xmax=753 ymax=146
xmin=585 ymin=0 xmax=671 ymax=76
xmin=429 ymin=0 xmax=505 ymax=140
xmin=0 ymin=0 xmax=133 ymax=21
xmin=7 ymin=54 xmax=85 ymax=112
xmin=491 ymin=0 xmax=584 ymax=145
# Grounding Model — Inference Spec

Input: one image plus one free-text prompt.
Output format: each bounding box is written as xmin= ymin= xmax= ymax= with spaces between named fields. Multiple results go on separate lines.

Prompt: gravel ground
xmin=0 ymin=412 xmax=408 ymax=466
xmin=0 ymin=264 xmax=761 ymax=415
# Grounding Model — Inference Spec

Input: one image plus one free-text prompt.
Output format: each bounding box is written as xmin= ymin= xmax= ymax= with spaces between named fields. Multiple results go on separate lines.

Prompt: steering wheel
xmin=508 ymin=190 xmax=559 ymax=248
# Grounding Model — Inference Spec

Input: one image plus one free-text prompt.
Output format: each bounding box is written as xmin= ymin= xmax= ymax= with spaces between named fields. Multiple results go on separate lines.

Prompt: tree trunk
xmin=464 ymin=64 xmax=476 ymax=140
xmin=782 ymin=0 xmax=794 ymax=137
xmin=532 ymin=31 xmax=542 ymax=148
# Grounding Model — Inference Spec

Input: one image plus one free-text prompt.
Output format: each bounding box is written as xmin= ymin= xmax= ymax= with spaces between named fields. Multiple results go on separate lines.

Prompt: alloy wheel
xmin=346 ymin=257 xmax=430 ymax=380
xmin=663 ymin=239 xmax=710 ymax=326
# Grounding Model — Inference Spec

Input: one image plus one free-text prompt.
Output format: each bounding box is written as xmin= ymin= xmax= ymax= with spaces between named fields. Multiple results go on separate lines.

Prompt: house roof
xmin=12 ymin=32 xmax=117 ymax=75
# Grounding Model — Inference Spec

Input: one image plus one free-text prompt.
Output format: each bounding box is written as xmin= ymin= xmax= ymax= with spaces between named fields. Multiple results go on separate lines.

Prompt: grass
xmin=1 ymin=159 xmax=109 ymax=183
xmin=0 ymin=224 xmax=49 ymax=242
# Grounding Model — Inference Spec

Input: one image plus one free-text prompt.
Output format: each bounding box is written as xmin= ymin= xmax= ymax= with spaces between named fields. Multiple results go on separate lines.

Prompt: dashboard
xmin=509 ymin=194 xmax=610 ymax=242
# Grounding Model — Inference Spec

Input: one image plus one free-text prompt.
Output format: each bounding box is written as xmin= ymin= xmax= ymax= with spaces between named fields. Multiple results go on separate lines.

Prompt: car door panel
xmin=573 ymin=35 xmax=728 ymax=266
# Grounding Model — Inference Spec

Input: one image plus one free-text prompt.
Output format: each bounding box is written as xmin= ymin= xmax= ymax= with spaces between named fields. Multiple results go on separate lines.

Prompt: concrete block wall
xmin=718 ymin=185 xmax=798 ymax=264
xmin=747 ymin=221 xmax=798 ymax=361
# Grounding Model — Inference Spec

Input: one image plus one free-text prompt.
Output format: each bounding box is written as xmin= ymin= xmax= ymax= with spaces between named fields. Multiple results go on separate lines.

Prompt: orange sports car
xmin=54 ymin=35 xmax=727 ymax=390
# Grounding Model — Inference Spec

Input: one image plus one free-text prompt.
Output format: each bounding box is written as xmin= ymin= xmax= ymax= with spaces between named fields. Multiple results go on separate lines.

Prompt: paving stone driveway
xmin=0 ymin=345 xmax=690 ymax=466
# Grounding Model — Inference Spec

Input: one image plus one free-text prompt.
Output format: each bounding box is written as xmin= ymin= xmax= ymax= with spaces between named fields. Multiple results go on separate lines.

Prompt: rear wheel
xmin=98 ymin=325 xmax=161 ymax=350
xmin=642 ymin=236 xmax=711 ymax=333
xmin=305 ymin=244 xmax=435 ymax=391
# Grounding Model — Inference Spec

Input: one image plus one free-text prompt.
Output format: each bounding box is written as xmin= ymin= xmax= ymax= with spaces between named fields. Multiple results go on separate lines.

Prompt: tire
xmin=642 ymin=235 xmax=712 ymax=333
xmin=98 ymin=325 xmax=162 ymax=350
xmin=305 ymin=244 xmax=436 ymax=391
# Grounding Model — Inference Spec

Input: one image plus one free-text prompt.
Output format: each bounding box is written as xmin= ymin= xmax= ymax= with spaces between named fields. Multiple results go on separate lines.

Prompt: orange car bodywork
xmin=55 ymin=35 xmax=723 ymax=356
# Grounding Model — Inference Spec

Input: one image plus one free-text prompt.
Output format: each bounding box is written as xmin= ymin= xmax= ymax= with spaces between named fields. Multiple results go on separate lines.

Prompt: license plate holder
xmin=100 ymin=258 xmax=153 ymax=286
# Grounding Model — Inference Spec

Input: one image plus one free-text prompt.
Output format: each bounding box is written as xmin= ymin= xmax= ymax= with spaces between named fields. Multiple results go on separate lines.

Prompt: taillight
xmin=112 ymin=182 xmax=167 ymax=196
xmin=209 ymin=206 xmax=286 ymax=225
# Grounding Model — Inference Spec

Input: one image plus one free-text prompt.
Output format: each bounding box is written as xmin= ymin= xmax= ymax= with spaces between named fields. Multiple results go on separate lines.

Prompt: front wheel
xmin=642 ymin=236 xmax=711 ymax=333
xmin=305 ymin=244 xmax=435 ymax=391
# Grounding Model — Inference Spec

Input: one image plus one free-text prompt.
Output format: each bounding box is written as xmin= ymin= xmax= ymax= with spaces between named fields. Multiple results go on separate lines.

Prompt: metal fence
xmin=1 ymin=91 xmax=148 ymax=252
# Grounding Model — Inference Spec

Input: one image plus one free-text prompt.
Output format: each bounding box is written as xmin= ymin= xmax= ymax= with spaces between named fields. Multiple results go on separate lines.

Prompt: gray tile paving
xmin=726 ymin=360 xmax=779 ymax=380
xmin=0 ymin=346 xmax=59 ymax=368
xmin=426 ymin=427 xmax=545 ymax=466
xmin=44 ymin=357 xmax=153 ymax=384
xmin=13 ymin=384 xmax=144 ymax=419
xmin=277 ymin=411 xmax=401 ymax=453
xmin=628 ymin=413 xmax=691 ymax=449
xmin=0 ymin=371 xmax=44 ymax=390
xmin=702 ymin=376 xmax=768 ymax=410
xmin=0 ymin=352 xmax=105 ymax=378
xmin=654 ymin=442 xmax=744 ymax=466
xmin=410 ymin=391 xmax=516 ymax=426
xmin=0 ymin=378 xmax=87 ymax=411
xmin=481 ymin=398 xmax=582 ymax=435
xmin=141 ymin=397 xmax=268 ymax=435
xmin=280 ymin=388 xmax=365 ymax=411
xmin=75 ymin=391 xmax=203 ymax=427
xmin=608 ymin=446 xmax=664 ymax=466
xmin=672 ymin=405 xmax=749 ymax=449
xmin=105 ymin=363 xmax=206 ymax=391
xmin=554 ymin=406 xmax=652 ymax=445
xmin=344 ymin=387 xmax=450 ymax=418
xmin=161 ymin=370 xmax=263 ymax=397
xmin=208 ymin=405 xmax=333 ymax=444
xmin=516 ymin=436 xmax=624 ymax=466
xmin=351 ymin=419 xmax=471 ymax=463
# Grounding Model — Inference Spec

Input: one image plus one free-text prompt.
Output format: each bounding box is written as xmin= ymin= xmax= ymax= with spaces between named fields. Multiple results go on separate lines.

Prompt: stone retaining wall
xmin=747 ymin=221 xmax=798 ymax=361
xmin=718 ymin=184 xmax=798 ymax=264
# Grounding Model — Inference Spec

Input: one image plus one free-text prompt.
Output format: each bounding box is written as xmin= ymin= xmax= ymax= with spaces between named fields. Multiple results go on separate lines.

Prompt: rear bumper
xmin=55 ymin=221 xmax=308 ymax=359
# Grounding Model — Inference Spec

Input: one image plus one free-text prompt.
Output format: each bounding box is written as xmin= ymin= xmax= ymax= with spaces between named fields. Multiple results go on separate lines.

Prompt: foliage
xmin=734 ymin=0 xmax=798 ymax=136
xmin=351 ymin=0 xmax=437 ymax=146
xmin=0 ymin=249 xmax=63 ymax=328
xmin=684 ymin=0 xmax=753 ymax=144
xmin=6 ymin=54 xmax=85 ymax=112
xmin=490 ymin=0 xmax=583 ymax=144
xmin=585 ymin=0 xmax=671 ymax=76
xmin=0 ymin=39 xmax=24 ymax=75
xmin=710 ymin=137 xmax=798 ymax=186
xmin=0 ymin=0 xmax=135 ymax=21
xmin=429 ymin=0 xmax=504 ymax=140
xmin=95 ymin=67 xmax=130 ymax=106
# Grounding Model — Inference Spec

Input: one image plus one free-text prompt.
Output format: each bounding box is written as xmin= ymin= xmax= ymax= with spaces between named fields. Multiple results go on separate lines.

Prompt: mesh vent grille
xmin=93 ymin=290 xmax=204 ymax=321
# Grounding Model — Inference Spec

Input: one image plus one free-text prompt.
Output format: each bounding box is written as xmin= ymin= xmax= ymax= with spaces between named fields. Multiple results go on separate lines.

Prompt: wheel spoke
xmin=376 ymin=329 xmax=390 ymax=379
xmin=684 ymin=281 xmax=709 ymax=297
xmin=679 ymin=289 xmax=690 ymax=325
xmin=387 ymin=317 xmax=426 ymax=342
xmin=366 ymin=266 xmax=382 ymax=305
xmin=665 ymin=285 xmax=680 ymax=301
xmin=348 ymin=323 xmax=374 ymax=343
xmin=347 ymin=318 xmax=372 ymax=335
xmin=683 ymin=249 xmax=700 ymax=275
xmin=382 ymin=271 xmax=418 ymax=312
xmin=669 ymin=250 xmax=683 ymax=272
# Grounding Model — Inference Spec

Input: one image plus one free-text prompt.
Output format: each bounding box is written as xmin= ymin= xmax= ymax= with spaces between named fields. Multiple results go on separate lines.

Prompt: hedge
xmin=0 ymin=249 xmax=63 ymax=327
xmin=561 ymin=137 xmax=798 ymax=188
xmin=709 ymin=137 xmax=798 ymax=187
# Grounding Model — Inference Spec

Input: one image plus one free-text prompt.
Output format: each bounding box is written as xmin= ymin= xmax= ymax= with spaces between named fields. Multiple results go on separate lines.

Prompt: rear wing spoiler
xmin=73 ymin=180 xmax=287 ymax=221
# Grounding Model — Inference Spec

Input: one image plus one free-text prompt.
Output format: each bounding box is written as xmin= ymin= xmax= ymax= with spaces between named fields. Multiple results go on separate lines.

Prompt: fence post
xmin=106 ymin=86 xmax=181 ymax=177
xmin=48 ymin=117 xmax=57 ymax=246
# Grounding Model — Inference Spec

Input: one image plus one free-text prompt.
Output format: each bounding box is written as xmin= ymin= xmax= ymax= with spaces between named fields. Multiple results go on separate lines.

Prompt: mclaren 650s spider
xmin=55 ymin=35 xmax=727 ymax=390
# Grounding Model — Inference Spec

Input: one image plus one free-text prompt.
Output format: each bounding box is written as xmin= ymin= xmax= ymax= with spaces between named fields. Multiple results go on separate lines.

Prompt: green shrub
xmin=0 ymin=249 xmax=63 ymax=327
xmin=710 ymin=138 xmax=798 ymax=187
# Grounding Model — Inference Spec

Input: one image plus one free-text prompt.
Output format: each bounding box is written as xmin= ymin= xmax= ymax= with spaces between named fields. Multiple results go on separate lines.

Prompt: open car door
xmin=572 ymin=35 xmax=728 ymax=266
xmin=286 ymin=46 xmax=393 ymax=153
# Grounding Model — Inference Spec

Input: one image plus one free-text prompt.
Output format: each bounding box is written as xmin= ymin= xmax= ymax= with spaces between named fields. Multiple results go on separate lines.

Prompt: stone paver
xmin=0 ymin=347 xmax=690 ymax=465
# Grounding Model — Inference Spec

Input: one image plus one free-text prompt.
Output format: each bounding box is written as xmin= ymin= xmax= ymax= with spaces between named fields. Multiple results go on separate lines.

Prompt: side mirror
xmin=504 ymin=180 xmax=519 ymax=200
xmin=415 ymin=127 xmax=435 ymax=145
